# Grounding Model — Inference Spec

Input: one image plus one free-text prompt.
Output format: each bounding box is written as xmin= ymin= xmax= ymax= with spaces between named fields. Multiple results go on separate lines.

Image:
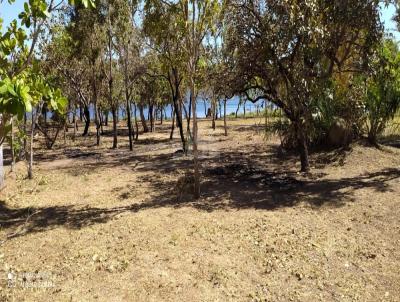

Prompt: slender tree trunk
xmin=79 ymin=105 xmax=83 ymax=122
xmin=174 ymin=97 xmax=186 ymax=152
xmin=186 ymin=92 xmax=192 ymax=135
xmin=243 ymin=100 xmax=247 ymax=118
xmin=90 ymin=40 xmax=101 ymax=146
xmin=94 ymin=102 xmax=101 ymax=146
xmin=211 ymin=98 xmax=216 ymax=130
xmin=235 ymin=99 xmax=241 ymax=118
xmin=185 ymin=1 xmax=200 ymax=199
xmin=112 ymin=107 xmax=118 ymax=149
xmin=170 ymin=105 xmax=175 ymax=140
xmin=126 ymin=98 xmax=133 ymax=151
xmin=44 ymin=106 xmax=47 ymax=125
xmin=28 ymin=113 xmax=34 ymax=179
xmin=133 ymin=103 xmax=139 ymax=140
xmin=23 ymin=113 xmax=27 ymax=157
xmin=10 ymin=116 xmax=15 ymax=172
xmin=149 ymin=104 xmax=154 ymax=132
xmin=224 ymin=98 xmax=227 ymax=136
xmin=171 ymin=95 xmax=186 ymax=152
xmin=107 ymin=4 xmax=114 ymax=147
xmin=83 ymin=105 xmax=90 ymax=136
xmin=73 ymin=104 xmax=77 ymax=142
xmin=160 ymin=106 xmax=164 ymax=125
xmin=190 ymin=77 xmax=200 ymax=199
xmin=104 ymin=111 xmax=109 ymax=126
xmin=28 ymin=105 xmax=42 ymax=179
xmin=99 ymin=109 xmax=104 ymax=134
xmin=139 ymin=105 xmax=149 ymax=132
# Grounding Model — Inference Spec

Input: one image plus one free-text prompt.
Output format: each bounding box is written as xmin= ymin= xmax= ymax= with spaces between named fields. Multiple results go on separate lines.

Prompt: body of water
xmin=68 ymin=96 xmax=269 ymax=121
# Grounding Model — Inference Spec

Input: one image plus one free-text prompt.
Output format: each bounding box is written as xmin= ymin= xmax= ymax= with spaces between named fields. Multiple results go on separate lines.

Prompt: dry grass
xmin=0 ymin=118 xmax=399 ymax=301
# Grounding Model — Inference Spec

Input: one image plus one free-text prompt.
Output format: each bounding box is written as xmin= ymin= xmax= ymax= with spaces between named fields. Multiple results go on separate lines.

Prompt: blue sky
xmin=1 ymin=0 xmax=399 ymax=39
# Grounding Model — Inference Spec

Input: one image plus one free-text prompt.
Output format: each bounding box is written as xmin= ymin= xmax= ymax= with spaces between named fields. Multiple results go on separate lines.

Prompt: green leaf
xmin=7 ymin=84 xmax=17 ymax=97
xmin=0 ymin=83 xmax=7 ymax=95
xmin=24 ymin=99 xmax=32 ymax=112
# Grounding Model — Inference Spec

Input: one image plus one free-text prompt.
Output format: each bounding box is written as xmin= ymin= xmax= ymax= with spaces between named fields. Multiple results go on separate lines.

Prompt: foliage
xmin=0 ymin=0 xmax=95 ymax=145
xmin=224 ymin=0 xmax=383 ymax=170
xmin=364 ymin=39 xmax=400 ymax=143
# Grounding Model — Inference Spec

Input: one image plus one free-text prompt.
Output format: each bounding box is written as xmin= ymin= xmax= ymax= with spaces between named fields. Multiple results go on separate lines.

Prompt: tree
xmin=114 ymin=0 xmax=142 ymax=150
xmin=68 ymin=1 xmax=104 ymax=146
xmin=364 ymin=39 xmax=400 ymax=145
xmin=143 ymin=0 xmax=189 ymax=152
xmin=225 ymin=0 xmax=382 ymax=172
xmin=42 ymin=27 xmax=93 ymax=137
xmin=0 ymin=0 xmax=93 ymax=186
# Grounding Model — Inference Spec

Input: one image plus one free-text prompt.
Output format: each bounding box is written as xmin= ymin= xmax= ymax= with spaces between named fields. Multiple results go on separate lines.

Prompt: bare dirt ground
xmin=0 ymin=118 xmax=399 ymax=302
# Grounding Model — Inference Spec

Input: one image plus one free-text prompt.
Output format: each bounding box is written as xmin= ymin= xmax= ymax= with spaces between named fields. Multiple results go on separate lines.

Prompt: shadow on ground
xmin=1 ymin=163 xmax=398 ymax=240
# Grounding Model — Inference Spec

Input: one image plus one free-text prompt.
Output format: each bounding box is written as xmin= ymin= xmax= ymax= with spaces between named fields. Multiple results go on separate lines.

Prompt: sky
xmin=0 ymin=1 xmax=399 ymax=38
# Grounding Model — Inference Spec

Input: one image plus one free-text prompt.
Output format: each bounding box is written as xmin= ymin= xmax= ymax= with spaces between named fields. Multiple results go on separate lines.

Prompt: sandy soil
xmin=0 ymin=118 xmax=399 ymax=302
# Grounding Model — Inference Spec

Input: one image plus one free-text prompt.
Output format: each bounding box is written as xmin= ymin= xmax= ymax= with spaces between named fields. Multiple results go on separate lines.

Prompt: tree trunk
xmin=368 ymin=121 xmax=379 ymax=146
xmin=170 ymin=105 xmax=175 ymax=140
xmin=73 ymin=104 xmax=77 ymax=142
xmin=105 ymin=111 xmax=109 ymax=126
xmin=211 ymin=98 xmax=216 ymax=130
xmin=94 ymin=102 xmax=101 ymax=146
xmin=126 ymin=99 xmax=134 ymax=151
xmin=173 ymin=97 xmax=186 ymax=152
xmin=28 ymin=106 xmax=40 ymax=179
xmin=23 ymin=113 xmax=27 ymax=157
xmin=133 ymin=103 xmax=139 ymax=140
xmin=189 ymin=78 xmax=200 ymax=199
xmin=139 ymin=105 xmax=149 ymax=133
xmin=43 ymin=105 xmax=47 ymax=125
xmin=28 ymin=104 xmax=45 ymax=178
xmin=186 ymin=92 xmax=192 ymax=135
xmin=10 ymin=116 xmax=15 ymax=172
xmin=149 ymin=104 xmax=154 ymax=132
xmin=235 ymin=99 xmax=241 ymax=118
xmin=83 ymin=105 xmax=90 ymax=136
xmin=79 ymin=105 xmax=83 ymax=122
xmin=223 ymin=99 xmax=227 ymax=136
xmin=99 ymin=109 xmax=104 ymax=134
xmin=112 ymin=108 xmax=118 ymax=149
xmin=107 ymin=9 xmax=113 ymax=146
xmin=296 ymin=120 xmax=310 ymax=172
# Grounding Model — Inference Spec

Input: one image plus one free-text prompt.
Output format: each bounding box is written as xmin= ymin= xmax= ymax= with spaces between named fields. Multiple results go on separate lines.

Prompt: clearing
xmin=0 ymin=118 xmax=399 ymax=302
